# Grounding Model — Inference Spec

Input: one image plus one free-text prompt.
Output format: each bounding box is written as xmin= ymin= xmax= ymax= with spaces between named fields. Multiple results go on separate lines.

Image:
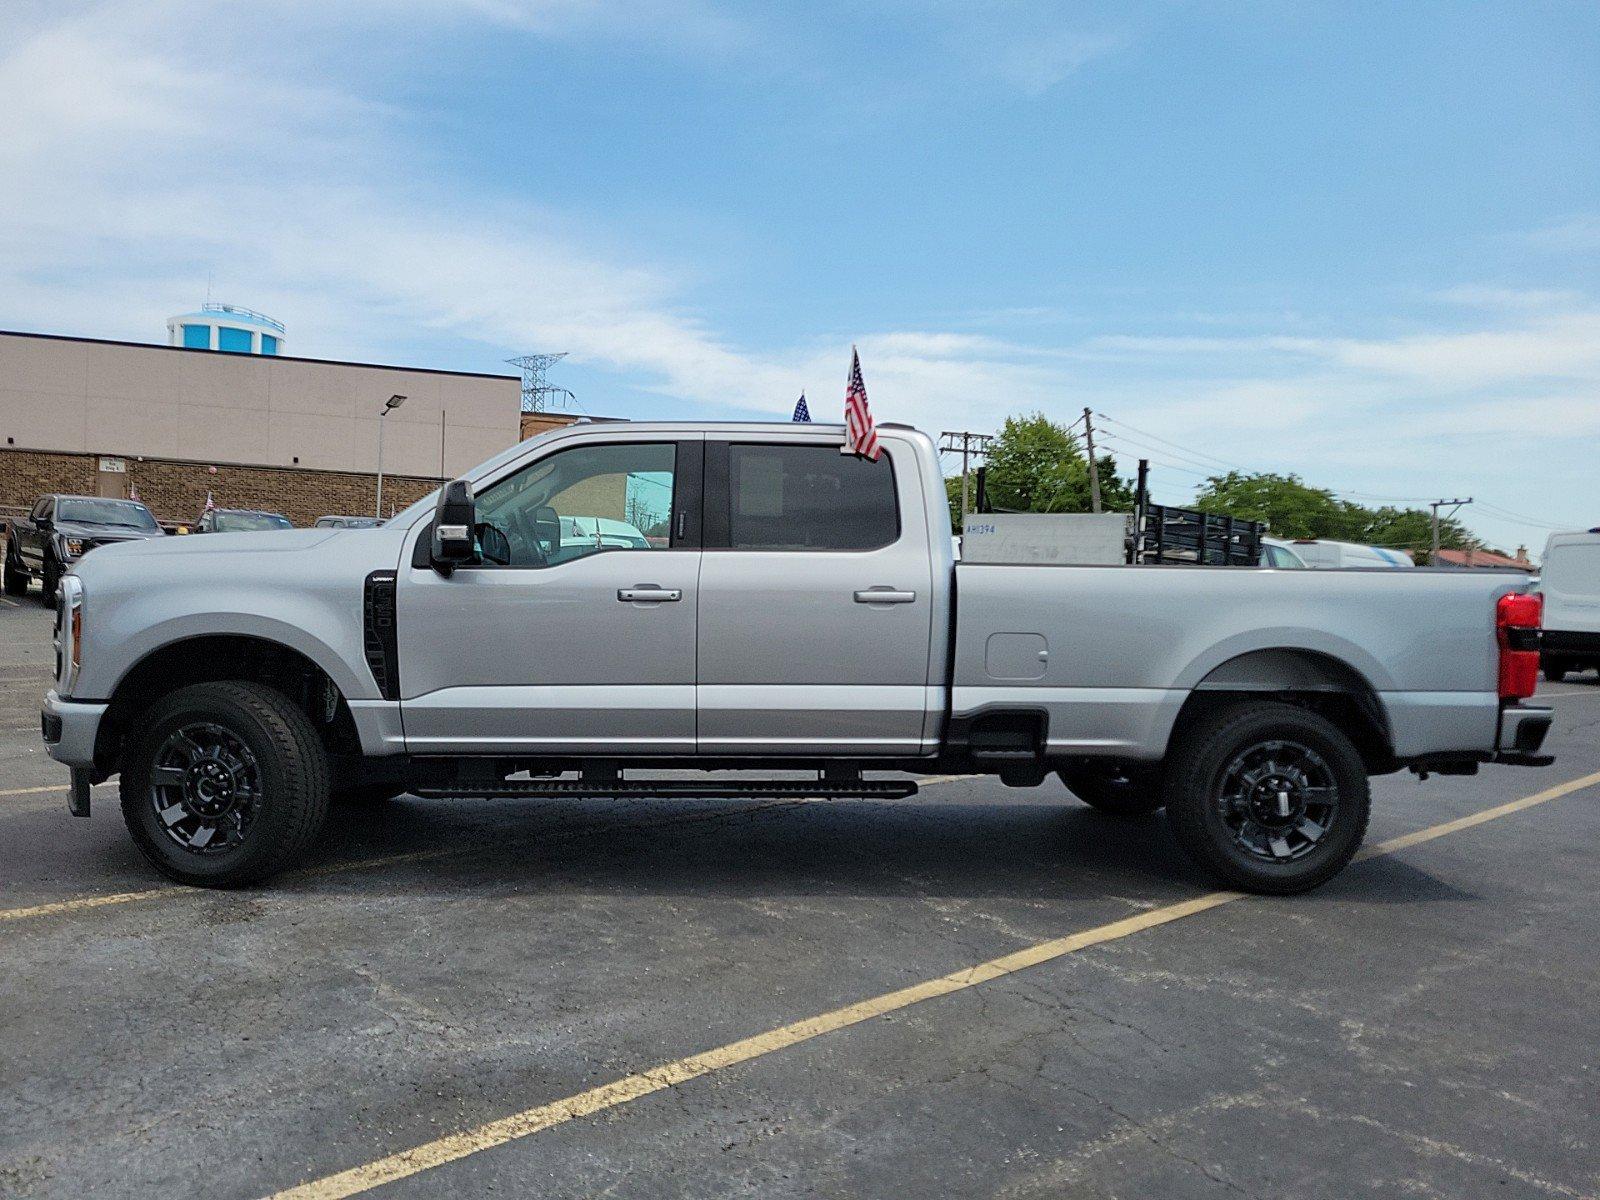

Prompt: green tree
xmin=1358 ymin=507 xmax=1472 ymax=559
xmin=1195 ymin=472 xmax=1478 ymax=560
xmin=946 ymin=412 xmax=1132 ymax=530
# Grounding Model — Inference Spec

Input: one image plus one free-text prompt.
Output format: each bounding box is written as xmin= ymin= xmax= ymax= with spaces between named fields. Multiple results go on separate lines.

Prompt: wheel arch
xmin=1168 ymin=647 xmax=1395 ymax=772
xmin=95 ymin=633 xmax=361 ymax=773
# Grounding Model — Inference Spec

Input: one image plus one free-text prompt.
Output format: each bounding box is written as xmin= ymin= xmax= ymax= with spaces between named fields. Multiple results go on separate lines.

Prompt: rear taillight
xmin=1496 ymin=592 xmax=1542 ymax=702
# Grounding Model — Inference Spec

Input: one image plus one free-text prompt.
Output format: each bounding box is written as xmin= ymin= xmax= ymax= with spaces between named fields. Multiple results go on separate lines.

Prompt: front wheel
xmin=120 ymin=681 xmax=331 ymax=887
xmin=2 ymin=542 xmax=27 ymax=596
xmin=1059 ymin=763 xmax=1165 ymax=816
xmin=39 ymin=553 xmax=59 ymax=606
xmin=1163 ymin=702 xmax=1370 ymax=895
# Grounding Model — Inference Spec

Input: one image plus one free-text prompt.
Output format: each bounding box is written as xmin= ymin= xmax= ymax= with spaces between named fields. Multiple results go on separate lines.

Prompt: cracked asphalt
xmin=2 ymin=596 xmax=1598 ymax=1199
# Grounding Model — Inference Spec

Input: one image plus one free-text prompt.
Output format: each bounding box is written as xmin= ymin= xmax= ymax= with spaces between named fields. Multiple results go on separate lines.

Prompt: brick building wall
xmin=1 ymin=448 xmax=439 ymax=528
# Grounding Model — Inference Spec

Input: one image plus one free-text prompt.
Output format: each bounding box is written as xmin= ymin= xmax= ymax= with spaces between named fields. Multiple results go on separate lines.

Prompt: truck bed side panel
xmin=952 ymin=564 xmax=1527 ymax=760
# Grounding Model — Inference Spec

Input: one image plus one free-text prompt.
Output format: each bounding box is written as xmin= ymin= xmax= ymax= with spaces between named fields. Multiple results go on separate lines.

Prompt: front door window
xmin=474 ymin=442 xmax=677 ymax=567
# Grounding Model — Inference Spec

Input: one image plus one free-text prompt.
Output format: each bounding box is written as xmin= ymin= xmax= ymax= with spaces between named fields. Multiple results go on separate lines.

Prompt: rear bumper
xmin=1498 ymin=703 xmax=1552 ymax=754
xmin=41 ymin=689 xmax=107 ymax=769
xmin=1496 ymin=703 xmax=1553 ymax=764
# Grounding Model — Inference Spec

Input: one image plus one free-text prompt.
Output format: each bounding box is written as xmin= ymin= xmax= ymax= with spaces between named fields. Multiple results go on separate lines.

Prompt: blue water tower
xmin=166 ymin=303 xmax=286 ymax=355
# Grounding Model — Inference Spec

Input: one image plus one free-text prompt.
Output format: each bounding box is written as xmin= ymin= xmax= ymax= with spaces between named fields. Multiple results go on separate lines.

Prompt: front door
xmin=397 ymin=437 xmax=702 ymax=754
xmin=695 ymin=438 xmax=936 ymax=755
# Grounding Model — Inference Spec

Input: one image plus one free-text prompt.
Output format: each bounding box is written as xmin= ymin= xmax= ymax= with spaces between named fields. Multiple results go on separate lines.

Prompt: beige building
xmin=0 ymin=331 xmax=524 ymax=525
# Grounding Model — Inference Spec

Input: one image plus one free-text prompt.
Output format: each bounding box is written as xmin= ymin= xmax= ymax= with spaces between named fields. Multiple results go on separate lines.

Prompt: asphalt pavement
xmin=1 ymin=591 xmax=1597 ymax=1199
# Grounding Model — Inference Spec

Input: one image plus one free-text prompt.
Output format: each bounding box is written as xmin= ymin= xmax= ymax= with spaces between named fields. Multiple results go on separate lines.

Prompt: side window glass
xmin=475 ymin=442 xmax=677 ymax=568
xmin=724 ymin=444 xmax=898 ymax=550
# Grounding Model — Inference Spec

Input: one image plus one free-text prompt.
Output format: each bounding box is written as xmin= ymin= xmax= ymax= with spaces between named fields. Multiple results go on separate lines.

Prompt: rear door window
xmin=716 ymin=443 xmax=899 ymax=551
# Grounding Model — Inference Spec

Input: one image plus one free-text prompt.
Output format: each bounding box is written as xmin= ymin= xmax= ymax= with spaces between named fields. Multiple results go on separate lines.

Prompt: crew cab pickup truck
xmin=6 ymin=494 xmax=166 ymax=603
xmin=41 ymin=422 xmax=1553 ymax=894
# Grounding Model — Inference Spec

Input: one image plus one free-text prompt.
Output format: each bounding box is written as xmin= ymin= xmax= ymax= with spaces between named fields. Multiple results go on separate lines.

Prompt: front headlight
xmin=61 ymin=536 xmax=85 ymax=559
xmin=54 ymin=576 xmax=84 ymax=696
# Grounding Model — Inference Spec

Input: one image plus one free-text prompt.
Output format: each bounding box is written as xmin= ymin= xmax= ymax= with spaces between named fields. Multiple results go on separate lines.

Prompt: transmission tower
xmin=506 ymin=352 xmax=578 ymax=414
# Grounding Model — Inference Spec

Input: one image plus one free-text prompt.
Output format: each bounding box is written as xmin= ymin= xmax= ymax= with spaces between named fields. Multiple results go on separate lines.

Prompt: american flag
xmin=841 ymin=346 xmax=880 ymax=460
xmin=201 ymin=491 xmax=215 ymax=516
xmin=792 ymin=393 xmax=811 ymax=422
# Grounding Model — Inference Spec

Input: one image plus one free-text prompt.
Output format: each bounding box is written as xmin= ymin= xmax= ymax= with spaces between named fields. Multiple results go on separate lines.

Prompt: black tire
xmin=1164 ymin=702 xmax=1370 ymax=895
xmin=1059 ymin=762 xmax=1165 ymax=816
xmin=2 ymin=541 xmax=27 ymax=596
xmin=120 ymin=681 xmax=330 ymax=887
xmin=1543 ymin=660 xmax=1568 ymax=683
xmin=39 ymin=552 xmax=60 ymax=607
xmin=332 ymin=783 xmax=407 ymax=805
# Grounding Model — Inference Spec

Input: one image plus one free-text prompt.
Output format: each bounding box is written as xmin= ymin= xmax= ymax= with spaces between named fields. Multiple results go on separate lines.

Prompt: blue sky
xmin=2 ymin=1 xmax=1597 ymax=551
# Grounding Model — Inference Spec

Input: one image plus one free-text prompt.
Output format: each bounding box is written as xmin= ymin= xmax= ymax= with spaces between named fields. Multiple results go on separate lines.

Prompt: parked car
xmin=557 ymin=515 xmax=653 ymax=554
xmin=314 ymin=515 xmax=384 ymax=529
xmin=1290 ymin=539 xmax=1414 ymax=569
xmin=4 ymin=495 xmax=165 ymax=603
xmin=195 ymin=507 xmax=293 ymax=534
xmin=42 ymin=422 xmax=1551 ymax=895
xmin=1536 ymin=528 xmax=1600 ymax=681
xmin=1260 ymin=537 xmax=1309 ymax=568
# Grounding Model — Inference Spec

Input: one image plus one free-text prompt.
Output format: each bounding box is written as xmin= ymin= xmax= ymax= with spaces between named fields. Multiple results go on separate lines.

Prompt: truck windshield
xmin=57 ymin=499 xmax=159 ymax=530
xmin=216 ymin=512 xmax=293 ymax=532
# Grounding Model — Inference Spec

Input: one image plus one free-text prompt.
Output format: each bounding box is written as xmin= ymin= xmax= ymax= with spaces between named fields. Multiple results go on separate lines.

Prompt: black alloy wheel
xmin=1164 ymin=702 xmax=1370 ymax=894
xmin=146 ymin=722 xmax=264 ymax=854
xmin=121 ymin=681 xmax=330 ymax=887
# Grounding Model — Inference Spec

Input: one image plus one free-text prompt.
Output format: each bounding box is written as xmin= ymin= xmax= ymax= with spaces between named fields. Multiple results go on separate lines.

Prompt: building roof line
xmin=0 ymin=329 xmax=520 ymax=382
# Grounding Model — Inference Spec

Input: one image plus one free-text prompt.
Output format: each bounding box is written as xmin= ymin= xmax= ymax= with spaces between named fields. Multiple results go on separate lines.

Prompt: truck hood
xmin=85 ymin=528 xmax=340 ymax=558
xmin=53 ymin=519 xmax=166 ymax=543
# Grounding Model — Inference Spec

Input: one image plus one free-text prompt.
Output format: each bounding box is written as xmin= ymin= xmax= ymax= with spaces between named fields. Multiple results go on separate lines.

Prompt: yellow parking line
xmin=263 ymin=768 xmax=1600 ymax=1200
xmin=0 ymin=784 xmax=70 ymax=798
xmin=0 ymin=888 xmax=173 ymax=923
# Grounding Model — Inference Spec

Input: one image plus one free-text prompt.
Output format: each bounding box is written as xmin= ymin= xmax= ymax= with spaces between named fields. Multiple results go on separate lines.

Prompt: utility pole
xmin=1429 ymin=496 xmax=1472 ymax=560
xmin=1082 ymin=408 xmax=1102 ymax=514
xmin=938 ymin=431 xmax=993 ymax=526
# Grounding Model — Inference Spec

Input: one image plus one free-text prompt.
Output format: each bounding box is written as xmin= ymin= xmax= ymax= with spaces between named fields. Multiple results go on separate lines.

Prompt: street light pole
xmin=375 ymin=394 xmax=407 ymax=518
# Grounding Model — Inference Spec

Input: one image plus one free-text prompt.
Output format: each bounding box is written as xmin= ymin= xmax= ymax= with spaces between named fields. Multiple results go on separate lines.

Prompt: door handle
xmin=854 ymin=588 xmax=917 ymax=605
xmin=618 ymin=586 xmax=682 ymax=603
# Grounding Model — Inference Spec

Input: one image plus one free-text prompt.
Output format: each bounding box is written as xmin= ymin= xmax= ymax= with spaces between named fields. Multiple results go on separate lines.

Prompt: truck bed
xmin=952 ymin=563 xmax=1529 ymax=761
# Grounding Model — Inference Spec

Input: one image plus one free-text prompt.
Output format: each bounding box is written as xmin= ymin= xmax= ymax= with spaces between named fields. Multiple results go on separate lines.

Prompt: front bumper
xmin=41 ymin=689 xmax=107 ymax=769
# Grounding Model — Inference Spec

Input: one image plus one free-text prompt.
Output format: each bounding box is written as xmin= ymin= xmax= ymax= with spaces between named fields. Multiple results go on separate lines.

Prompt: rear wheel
xmin=1059 ymin=762 xmax=1165 ymax=816
xmin=120 ymin=681 xmax=330 ymax=887
xmin=1543 ymin=659 xmax=1569 ymax=683
xmin=2 ymin=542 xmax=27 ymax=596
xmin=1164 ymin=702 xmax=1370 ymax=895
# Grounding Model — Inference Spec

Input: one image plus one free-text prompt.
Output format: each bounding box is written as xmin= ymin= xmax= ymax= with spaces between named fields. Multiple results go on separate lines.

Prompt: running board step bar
xmin=413 ymin=779 xmax=920 ymax=801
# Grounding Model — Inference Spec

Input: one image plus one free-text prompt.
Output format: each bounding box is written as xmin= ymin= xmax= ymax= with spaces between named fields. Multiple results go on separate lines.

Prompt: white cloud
xmin=1523 ymin=213 xmax=1600 ymax=253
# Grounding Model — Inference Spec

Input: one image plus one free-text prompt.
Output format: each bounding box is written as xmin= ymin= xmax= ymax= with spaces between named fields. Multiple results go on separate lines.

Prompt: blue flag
xmin=792 ymin=393 xmax=811 ymax=422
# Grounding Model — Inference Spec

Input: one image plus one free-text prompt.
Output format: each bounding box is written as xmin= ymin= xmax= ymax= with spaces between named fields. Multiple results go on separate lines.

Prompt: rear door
xmin=696 ymin=436 xmax=936 ymax=755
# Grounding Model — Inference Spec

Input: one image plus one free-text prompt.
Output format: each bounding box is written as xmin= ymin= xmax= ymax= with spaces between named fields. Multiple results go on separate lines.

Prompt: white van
xmin=1260 ymin=536 xmax=1309 ymax=568
xmin=1289 ymin=539 xmax=1414 ymax=569
xmin=1537 ymin=529 xmax=1600 ymax=681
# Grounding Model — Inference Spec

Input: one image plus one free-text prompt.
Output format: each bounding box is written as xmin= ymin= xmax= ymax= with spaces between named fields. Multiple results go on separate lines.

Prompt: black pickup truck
xmin=4 ymin=494 xmax=166 ymax=603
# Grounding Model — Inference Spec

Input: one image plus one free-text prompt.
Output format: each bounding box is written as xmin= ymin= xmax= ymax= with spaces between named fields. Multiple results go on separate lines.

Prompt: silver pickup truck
xmin=41 ymin=422 xmax=1553 ymax=894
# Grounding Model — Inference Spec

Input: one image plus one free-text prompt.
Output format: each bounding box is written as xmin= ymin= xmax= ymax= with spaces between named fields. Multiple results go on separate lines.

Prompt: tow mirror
xmin=431 ymin=479 xmax=478 ymax=573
